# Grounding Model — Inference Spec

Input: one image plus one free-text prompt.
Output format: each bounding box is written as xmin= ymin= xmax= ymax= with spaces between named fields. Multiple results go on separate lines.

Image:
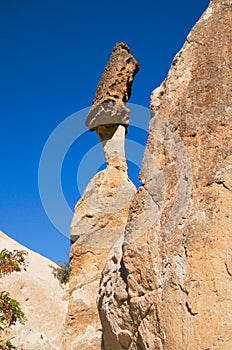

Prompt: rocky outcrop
xmin=62 ymin=42 xmax=139 ymax=350
xmin=0 ymin=231 xmax=68 ymax=350
xmin=98 ymin=1 xmax=232 ymax=349
xmin=86 ymin=42 xmax=139 ymax=131
xmin=2 ymin=2 xmax=231 ymax=348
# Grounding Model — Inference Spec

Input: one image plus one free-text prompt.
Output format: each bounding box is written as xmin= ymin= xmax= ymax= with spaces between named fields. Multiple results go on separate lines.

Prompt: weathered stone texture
xmin=62 ymin=42 xmax=138 ymax=349
xmin=62 ymin=162 xmax=136 ymax=349
xmin=70 ymin=166 xmax=136 ymax=248
xmin=86 ymin=42 xmax=139 ymax=130
xmin=98 ymin=1 xmax=232 ymax=349
xmin=91 ymin=42 xmax=139 ymax=106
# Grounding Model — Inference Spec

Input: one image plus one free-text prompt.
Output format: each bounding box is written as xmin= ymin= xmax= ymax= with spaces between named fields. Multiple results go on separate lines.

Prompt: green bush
xmin=50 ymin=260 xmax=70 ymax=285
xmin=0 ymin=249 xmax=28 ymax=277
xmin=0 ymin=338 xmax=14 ymax=349
xmin=0 ymin=249 xmax=28 ymax=349
xmin=0 ymin=291 xmax=26 ymax=330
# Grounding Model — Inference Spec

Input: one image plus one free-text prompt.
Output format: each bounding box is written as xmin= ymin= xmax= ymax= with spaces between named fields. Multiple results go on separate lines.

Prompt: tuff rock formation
xmin=1 ymin=1 xmax=231 ymax=349
xmin=62 ymin=42 xmax=139 ymax=350
xmin=0 ymin=231 xmax=68 ymax=350
xmin=86 ymin=42 xmax=140 ymax=131
xmin=98 ymin=1 xmax=232 ymax=349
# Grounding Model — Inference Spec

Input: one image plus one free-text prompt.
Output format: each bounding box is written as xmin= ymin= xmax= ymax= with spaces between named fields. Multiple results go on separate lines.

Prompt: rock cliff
xmin=98 ymin=1 xmax=232 ymax=349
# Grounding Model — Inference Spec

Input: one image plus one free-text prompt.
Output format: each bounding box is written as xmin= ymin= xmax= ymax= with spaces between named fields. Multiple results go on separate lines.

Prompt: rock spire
xmin=62 ymin=42 xmax=139 ymax=350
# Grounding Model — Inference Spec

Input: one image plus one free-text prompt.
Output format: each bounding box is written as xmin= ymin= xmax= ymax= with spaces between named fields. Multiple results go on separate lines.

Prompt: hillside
xmin=0 ymin=231 xmax=68 ymax=350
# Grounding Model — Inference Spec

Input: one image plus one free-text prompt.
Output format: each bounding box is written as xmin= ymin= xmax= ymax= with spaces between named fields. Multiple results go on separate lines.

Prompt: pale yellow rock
xmin=70 ymin=166 xmax=136 ymax=248
xmin=0 ymin=231 xmax=68 ymax=350
xmin=63 ymin=165 xmax=136 ymax=349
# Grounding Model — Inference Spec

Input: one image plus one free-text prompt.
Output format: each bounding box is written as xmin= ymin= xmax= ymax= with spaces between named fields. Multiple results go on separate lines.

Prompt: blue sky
xmin=0 ymin=0 xmax=209 ymax=262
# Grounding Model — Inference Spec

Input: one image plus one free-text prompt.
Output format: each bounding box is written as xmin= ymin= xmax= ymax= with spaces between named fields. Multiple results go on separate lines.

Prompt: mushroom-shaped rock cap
xmin=85 ymin=42 xmax=140 ymax=131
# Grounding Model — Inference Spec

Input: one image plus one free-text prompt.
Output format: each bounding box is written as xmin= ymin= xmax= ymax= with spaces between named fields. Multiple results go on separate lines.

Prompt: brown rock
xmin=86 ymin=42 xmax=139 ymax=131
xmin=86 ymin=101 xmax=131 ymax=132
xmin=98 ymin=1 xmax=232 ymax=349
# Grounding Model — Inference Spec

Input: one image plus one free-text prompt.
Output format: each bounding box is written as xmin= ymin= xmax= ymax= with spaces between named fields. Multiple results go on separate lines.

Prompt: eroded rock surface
xmin=62 ymin=165 xmax=136 ymax=349
xmin=98 ymin=1 xmax=232 ymax=349
xmin=86 ymin=42 xmax=139 ymax=131
xmin=62 ymin=42 xmax=138 ymax=350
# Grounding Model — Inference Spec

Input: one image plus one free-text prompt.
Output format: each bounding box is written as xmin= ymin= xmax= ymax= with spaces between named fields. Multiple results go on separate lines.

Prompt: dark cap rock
xmin=86 ymin=42 xmax=139 ymax=131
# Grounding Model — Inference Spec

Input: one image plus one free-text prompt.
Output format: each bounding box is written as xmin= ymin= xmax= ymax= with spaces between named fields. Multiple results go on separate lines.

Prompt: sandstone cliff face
xmin=98 ymin=1 xmax=232 ymax=349
xmin=0 ymin=231 xmax=68 ymax=350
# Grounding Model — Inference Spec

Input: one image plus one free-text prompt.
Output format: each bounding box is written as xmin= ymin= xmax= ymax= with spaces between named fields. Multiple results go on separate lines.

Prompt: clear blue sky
xmin=0 ymin=0 xmax=209 ymax=262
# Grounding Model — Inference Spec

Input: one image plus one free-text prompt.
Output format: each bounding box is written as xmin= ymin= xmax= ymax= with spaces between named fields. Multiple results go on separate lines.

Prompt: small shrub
xmin=50 ymin=260 xmax=70 ymax=285
xmin=0 ymin=291 xmax=26 ymax=330
xmin=0 ymin=292 xmax=27 ymax=349
xmin=0 ymin=338 xmax=14 ymax=349
xmin=0 ymin=249 xmax=28 ymax=349
xmin=0 ymin=249 xmax=28 ymax=277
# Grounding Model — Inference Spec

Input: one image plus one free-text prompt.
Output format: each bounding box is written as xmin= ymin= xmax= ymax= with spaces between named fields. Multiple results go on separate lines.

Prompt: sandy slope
xmin=0 ymin=231 xmax=68 ymax=350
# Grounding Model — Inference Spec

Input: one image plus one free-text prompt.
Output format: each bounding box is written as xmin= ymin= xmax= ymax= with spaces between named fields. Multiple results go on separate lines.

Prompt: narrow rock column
xmin=96 ymin=124 xmax=127 ymax=171
xmin=62 ymin=43 xmax=139 ymax=350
